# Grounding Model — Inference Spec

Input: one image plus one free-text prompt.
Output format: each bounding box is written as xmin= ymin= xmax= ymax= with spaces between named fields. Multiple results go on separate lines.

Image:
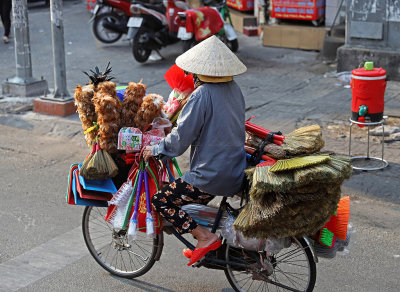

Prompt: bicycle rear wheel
xmin=82 ymin=206 xmax=161 ymax=278
xmin=224 ymin=237 xmax=316 ymax=292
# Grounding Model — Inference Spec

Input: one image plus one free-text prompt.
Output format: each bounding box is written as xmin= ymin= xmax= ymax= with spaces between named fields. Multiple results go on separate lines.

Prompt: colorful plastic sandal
xmin=182 ymin=248 xmax=192 ymax=258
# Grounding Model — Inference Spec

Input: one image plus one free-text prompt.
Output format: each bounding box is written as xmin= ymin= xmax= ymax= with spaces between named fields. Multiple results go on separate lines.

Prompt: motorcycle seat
xmin=139 ymin=2 xmax=167 ymax=14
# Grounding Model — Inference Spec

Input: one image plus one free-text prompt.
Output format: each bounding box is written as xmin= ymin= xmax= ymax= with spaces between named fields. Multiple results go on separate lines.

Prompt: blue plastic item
xmin=78 ymin=164 xmax=118 ymax=193
xmin=72 ymin=169 xmax=108 ymax=207
xmin=116 ymin=86 xmax=127 ymax=103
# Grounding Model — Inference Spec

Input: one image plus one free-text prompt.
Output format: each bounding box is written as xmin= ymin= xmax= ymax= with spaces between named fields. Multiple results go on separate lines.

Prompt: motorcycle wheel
xmin=227 ymin=39 xmax=239 ymax=53
xmin=93 ymin=12 xmax=123 ymax=44
xmin=217 ymin=33 xmax=239 ymax=52
xmin=132 ymin=28 xmax=152 ymax=63
xmin=182 ymin=38 xmax=197 ymax=53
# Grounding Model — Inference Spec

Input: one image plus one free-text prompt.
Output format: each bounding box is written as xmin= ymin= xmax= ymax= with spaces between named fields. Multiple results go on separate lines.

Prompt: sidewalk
xmin=1 ymin=0 xmax=400 ymax=205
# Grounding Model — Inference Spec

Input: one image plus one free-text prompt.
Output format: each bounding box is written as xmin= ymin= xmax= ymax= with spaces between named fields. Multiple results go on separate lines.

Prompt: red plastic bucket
xmin=351 ymin=62 xmax=386 ymax=122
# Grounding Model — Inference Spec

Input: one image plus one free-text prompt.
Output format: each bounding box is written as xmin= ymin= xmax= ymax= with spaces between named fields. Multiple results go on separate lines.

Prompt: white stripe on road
xmin=0 ymin=226 xmax=88 ymax=292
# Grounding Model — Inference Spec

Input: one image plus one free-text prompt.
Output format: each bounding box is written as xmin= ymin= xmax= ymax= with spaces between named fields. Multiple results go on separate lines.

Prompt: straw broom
xmin=235 ymin=185 xmax=341 ymax=238
xmin=282 ymin=124 xmax=325 ymax=155
xmin=80 ymin=143 xmax=96 ymax=178
xmin=85 ymin=143 xmax=109 ymax=180
xmin=245 ymin=124 xmax=325 ymax=159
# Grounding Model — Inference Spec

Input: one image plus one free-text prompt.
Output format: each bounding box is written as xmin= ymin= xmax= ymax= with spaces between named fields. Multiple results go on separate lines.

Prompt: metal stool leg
xmin=348 ymin=118 xmax=388 ymax=171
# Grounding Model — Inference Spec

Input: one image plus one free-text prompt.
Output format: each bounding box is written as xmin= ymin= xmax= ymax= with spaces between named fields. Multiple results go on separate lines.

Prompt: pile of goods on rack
xmin=237 ymin=119 xmax=353 ymax=258
xmin=66 ymin=63 xmax=192 ymax=239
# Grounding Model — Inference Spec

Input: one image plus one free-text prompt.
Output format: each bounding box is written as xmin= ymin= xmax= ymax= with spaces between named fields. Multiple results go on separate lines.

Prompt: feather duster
xmin=73 ymin=84 xmax=97 ymax=146
xmin=93 ymin=81 xmax=121 ymax=153
xmin=134 ymin=94 xmax=164 ymax=131
xmin=120 ymin=81 xmax=147 ymax=127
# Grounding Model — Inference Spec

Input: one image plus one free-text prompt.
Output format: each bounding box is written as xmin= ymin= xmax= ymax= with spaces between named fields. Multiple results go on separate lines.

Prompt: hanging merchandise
xmin=67 ymin=165 xmax=110 ymax=207
xmin=93 ymin=81 xmax=122 ymax=154
xmin=134 ymin=94 xmax=165 ymax=131
xmin=124 ymin=160 xmax=162 ymax=240
xmin=118 ymin=127 xmax=143 ymax=151
xmin=83 ymin=143 xmax=118 ymax=180
xmin=105 ymin=167 xmax=138 ymax=229
xmin=162 ymin=65 xmax=195 ymax=123
xmin=79 ymin=143 xmax=97 ymax=178
xmin=120 ymin=81 xmax=147 ymax=127
xmin=73 ymin=84 xmax=97 ymax=146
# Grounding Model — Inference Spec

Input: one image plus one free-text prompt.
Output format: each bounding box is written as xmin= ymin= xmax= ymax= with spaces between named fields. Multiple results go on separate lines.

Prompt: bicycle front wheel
xmin=82 ymin=206 xmax=161 ymax=278
xmin=225 ymin=237 xmax=316 ymax=292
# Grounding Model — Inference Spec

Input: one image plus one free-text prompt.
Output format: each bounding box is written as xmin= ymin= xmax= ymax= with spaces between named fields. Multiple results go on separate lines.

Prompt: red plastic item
xmin=271 ymin=0 xmax=325 ymax=21
xmin=74 ymin=170 xmax=113 ymax=201
xmin=351 ymin=66 xmax=386 ymax=122
xmin=245 ymin=146 xmax=277 ymax=165
xmin=245 ymin=122 xmax=285 ymax=145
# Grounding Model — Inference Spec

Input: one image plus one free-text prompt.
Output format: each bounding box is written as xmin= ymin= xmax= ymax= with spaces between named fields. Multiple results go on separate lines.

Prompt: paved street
xmin=0 ymin=1 xmax=400 ymax=291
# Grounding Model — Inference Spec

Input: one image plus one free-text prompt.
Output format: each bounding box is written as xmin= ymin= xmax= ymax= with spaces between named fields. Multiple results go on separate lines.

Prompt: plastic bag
xmin=221 ymin=215 xmax=288 ymax=253
xmin=314 ymin=223 xmax=355 ymax=258
xmin=182 ymin=204 xmax=227 ymax=230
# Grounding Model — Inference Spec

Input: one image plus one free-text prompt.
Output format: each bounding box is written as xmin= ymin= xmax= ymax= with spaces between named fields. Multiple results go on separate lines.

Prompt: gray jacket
xmin=152 ymin=81 xmax=246 ymax=196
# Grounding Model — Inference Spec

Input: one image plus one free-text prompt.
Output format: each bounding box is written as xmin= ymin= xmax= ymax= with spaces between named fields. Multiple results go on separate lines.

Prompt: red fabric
xmin=185 ymin=7 xmax=224 ymax=41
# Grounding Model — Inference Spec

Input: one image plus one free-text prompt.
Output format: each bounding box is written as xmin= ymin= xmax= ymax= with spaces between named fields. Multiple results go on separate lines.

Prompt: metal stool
xmin=349 ymin=118 xmax=388 ymax=171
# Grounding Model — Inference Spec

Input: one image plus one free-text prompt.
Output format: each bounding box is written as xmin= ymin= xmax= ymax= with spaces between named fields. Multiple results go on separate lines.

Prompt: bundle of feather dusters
xmin=93 ymin=81 xmax=121 ymax=154
xmin=74 ymin=84 xmax=97 ymax=146
xmin=134 ymin=94 xmax=164 ymax=130
xmin=74 ymin=79 xmax=165 ymax=153
xmin=120 ymin=81 xmax=147 ymax=128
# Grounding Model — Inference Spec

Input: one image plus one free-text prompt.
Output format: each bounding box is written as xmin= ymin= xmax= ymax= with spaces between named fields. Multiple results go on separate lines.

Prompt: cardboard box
xmin=188 ymin=0 xmax=201 ymax=8
xmin=262 ymin=25 xmax=327 ymax=50
xmin=230 ymin=8 xmax=257 ymax=33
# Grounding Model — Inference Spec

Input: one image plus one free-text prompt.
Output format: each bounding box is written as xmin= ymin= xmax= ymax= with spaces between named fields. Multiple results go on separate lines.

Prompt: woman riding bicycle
xmin=143 ymin=35 xmax=247 ymax=266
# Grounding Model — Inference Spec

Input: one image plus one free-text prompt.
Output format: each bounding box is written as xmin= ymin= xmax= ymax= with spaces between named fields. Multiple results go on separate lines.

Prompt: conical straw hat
xmin=176 ymin=35 xmax=247 ymax=77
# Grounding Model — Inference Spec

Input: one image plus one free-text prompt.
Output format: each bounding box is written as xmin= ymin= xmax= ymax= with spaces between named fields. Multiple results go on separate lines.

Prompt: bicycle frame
xmin=163 ymin=195 xmax=318 ymax=271
xmin=163 ymin=197 xmax=250 ymax=269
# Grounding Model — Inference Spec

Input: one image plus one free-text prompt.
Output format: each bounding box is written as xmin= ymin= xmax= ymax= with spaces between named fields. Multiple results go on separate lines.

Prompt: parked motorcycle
xmin=177 ymin=0 xmax=238 ymax=52
xmin=90 ymin=0 xmax=132 ymax=44
xmin=128 ymin=0 xmax=189 ymax=62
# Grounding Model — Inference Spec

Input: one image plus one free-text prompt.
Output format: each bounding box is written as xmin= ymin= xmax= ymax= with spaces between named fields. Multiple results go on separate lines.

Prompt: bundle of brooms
xmin=234 ymin=153 xmax=352 ymax=239
xmin=245 ymin=123 xmax=325 ymax=159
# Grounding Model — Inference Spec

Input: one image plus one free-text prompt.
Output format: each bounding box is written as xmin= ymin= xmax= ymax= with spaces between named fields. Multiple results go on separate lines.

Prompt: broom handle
xmin=144 ymin=171 xmax=151 ymax=212
xmin=132 ymin=171 xmax=144 ymax=221
xmin=244 ymin=145 xmax=276 ymax=163
xmin=172 ymin=157 xmax=182 ymax=177
xmin=245 ymin=122 xmax=285 ymax=142
xmin=122 ymin=171 xmax=140 ymax=229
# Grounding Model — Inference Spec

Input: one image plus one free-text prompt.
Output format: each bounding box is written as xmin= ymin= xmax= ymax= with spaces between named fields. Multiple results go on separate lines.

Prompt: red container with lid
xmin=351 ymin=62 xmax=386 ymax=123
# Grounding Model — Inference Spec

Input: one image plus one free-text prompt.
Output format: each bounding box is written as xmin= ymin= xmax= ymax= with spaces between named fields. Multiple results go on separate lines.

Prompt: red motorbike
xmin=128 ymin=0 xmax=189 ymax=62
xmin=176 ymin=0 xmax=238 ymax=52
xmin=90 ymin=0 xmax=189 ymax=63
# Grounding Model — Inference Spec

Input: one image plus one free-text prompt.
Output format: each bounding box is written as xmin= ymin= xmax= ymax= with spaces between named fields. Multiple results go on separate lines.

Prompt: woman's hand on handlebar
xmin=143 ymin=146 xmax=154 ymax=162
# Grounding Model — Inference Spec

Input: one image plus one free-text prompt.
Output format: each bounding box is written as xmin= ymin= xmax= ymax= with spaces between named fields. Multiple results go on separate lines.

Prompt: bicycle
xmin=82 ymin=185 xmax=318 ymax=291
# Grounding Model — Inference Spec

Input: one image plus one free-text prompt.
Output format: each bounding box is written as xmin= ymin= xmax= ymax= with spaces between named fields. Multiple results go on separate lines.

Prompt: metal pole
xmin=50 ymin=0 xmax=70 ymax=99
xmin=11 ymin=0 xmax=34 ymax=83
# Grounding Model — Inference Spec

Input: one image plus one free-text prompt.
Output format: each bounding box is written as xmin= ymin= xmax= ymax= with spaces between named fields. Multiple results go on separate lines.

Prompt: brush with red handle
xmin=244 ymin=145 xmax=277 ymax=165
xmin=245 ymin=122 xmax=285 ymax=145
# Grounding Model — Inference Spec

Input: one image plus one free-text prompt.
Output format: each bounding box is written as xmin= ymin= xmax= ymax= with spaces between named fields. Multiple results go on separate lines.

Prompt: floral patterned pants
xmin=151 ymin=178 xmax=215 ymax=234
